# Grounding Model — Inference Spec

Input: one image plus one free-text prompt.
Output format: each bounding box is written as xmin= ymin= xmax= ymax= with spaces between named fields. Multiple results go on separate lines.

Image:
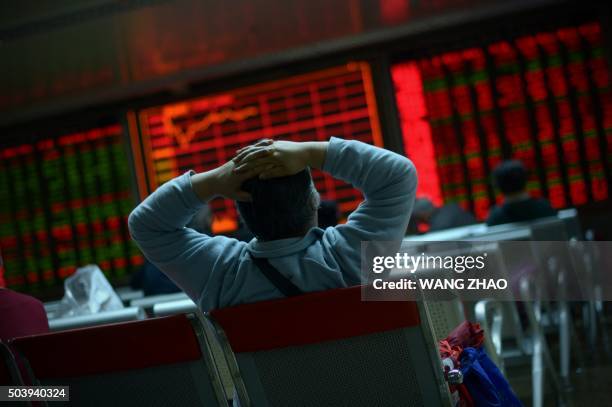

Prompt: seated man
xmin=486 ymin=160 xmax=556 ymax=226
xmin=128 ymin=138 xmax=417 ymax=311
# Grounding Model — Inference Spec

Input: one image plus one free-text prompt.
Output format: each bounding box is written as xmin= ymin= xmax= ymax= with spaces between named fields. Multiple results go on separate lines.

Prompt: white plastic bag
xmin=57 ymin=265 xmax=124 ymax=317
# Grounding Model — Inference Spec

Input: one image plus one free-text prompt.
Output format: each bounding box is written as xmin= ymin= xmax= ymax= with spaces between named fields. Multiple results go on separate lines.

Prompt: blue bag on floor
xmin=460 ymin=347 xmax=523 ymax=407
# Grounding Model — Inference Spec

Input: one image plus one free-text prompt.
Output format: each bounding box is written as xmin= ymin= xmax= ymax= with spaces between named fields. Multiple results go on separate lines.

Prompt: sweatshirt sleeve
xmin=127 ymin=171 xmax=246 ymax=305
xmin=322 ymin=137 xmax=417 ymax=283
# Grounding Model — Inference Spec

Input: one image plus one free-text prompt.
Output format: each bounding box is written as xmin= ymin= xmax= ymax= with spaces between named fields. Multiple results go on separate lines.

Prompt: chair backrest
xmin=424 ymin=299 xmax=465 ymax=342
xmin=210 ymin=286 xmax=451 ymax=407
xmin=10 ymin=314 xmax=227 ymax=407
xmin=403 ymin=242 xmax=467 ymax=341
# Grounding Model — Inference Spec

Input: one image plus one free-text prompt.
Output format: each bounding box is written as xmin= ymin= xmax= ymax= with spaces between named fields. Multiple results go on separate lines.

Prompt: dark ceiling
xmin=0 ymin=0 xmax=570 ymax=127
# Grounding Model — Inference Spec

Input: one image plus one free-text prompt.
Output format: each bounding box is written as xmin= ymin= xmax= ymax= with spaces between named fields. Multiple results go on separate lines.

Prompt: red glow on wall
xmin=380 ymin=0 xmax=410 ymax=24
xmin=391 ymin=62 xmax=443 ymax=206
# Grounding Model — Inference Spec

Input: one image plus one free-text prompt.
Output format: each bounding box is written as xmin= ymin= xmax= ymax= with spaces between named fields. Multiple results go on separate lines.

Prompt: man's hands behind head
xmin=233 ymin=138 xmax=327 ymax=179
xmin=232 ymin=139 xmax=310 ymax=179
xmin=192 ymin=159 xmax=258 ymax=202
xmin=192 ymin=138 xmax=328 ymax=203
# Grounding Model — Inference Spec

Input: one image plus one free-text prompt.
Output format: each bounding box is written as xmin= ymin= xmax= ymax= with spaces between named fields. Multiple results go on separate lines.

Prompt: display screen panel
xmin=0 ymin=124 xmax=143 ymax=294
xmin=138 ymin=62 xmax=383 ymax=233
xmin=392 ymin=21 xmax=611 ymax=220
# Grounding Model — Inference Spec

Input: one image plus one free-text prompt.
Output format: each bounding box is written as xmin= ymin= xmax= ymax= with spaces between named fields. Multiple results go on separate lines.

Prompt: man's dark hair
xmin=317 ymin=200 xmax=339 ymax=229
xmin=492 ymin=160 xmax=528 ymax=195
xmin=236 ymin=169 xmax=320 ymax=241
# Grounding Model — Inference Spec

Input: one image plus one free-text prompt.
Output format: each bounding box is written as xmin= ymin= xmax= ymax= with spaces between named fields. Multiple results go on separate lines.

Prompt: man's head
xmin=236 ymin=169 xmax=320 ymax=241
xmin=492 ymin=160 xmax=528 ymax=196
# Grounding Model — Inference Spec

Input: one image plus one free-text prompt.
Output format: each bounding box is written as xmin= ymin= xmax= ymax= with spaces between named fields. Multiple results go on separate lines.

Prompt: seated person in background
xmin=0 ymin=288 xmax=49 ymax=341
xmin=486 ymin=160 xmax=556 ymax=226
xmin=408 ymin=198 xmax=476 ymax=233
xmin=129 ymin=138 xmax=417 ymax=311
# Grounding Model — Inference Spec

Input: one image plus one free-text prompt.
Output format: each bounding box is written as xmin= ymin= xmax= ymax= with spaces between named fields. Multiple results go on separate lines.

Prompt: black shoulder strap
xmin=250 ymin=255 xmax=303 ymax=297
